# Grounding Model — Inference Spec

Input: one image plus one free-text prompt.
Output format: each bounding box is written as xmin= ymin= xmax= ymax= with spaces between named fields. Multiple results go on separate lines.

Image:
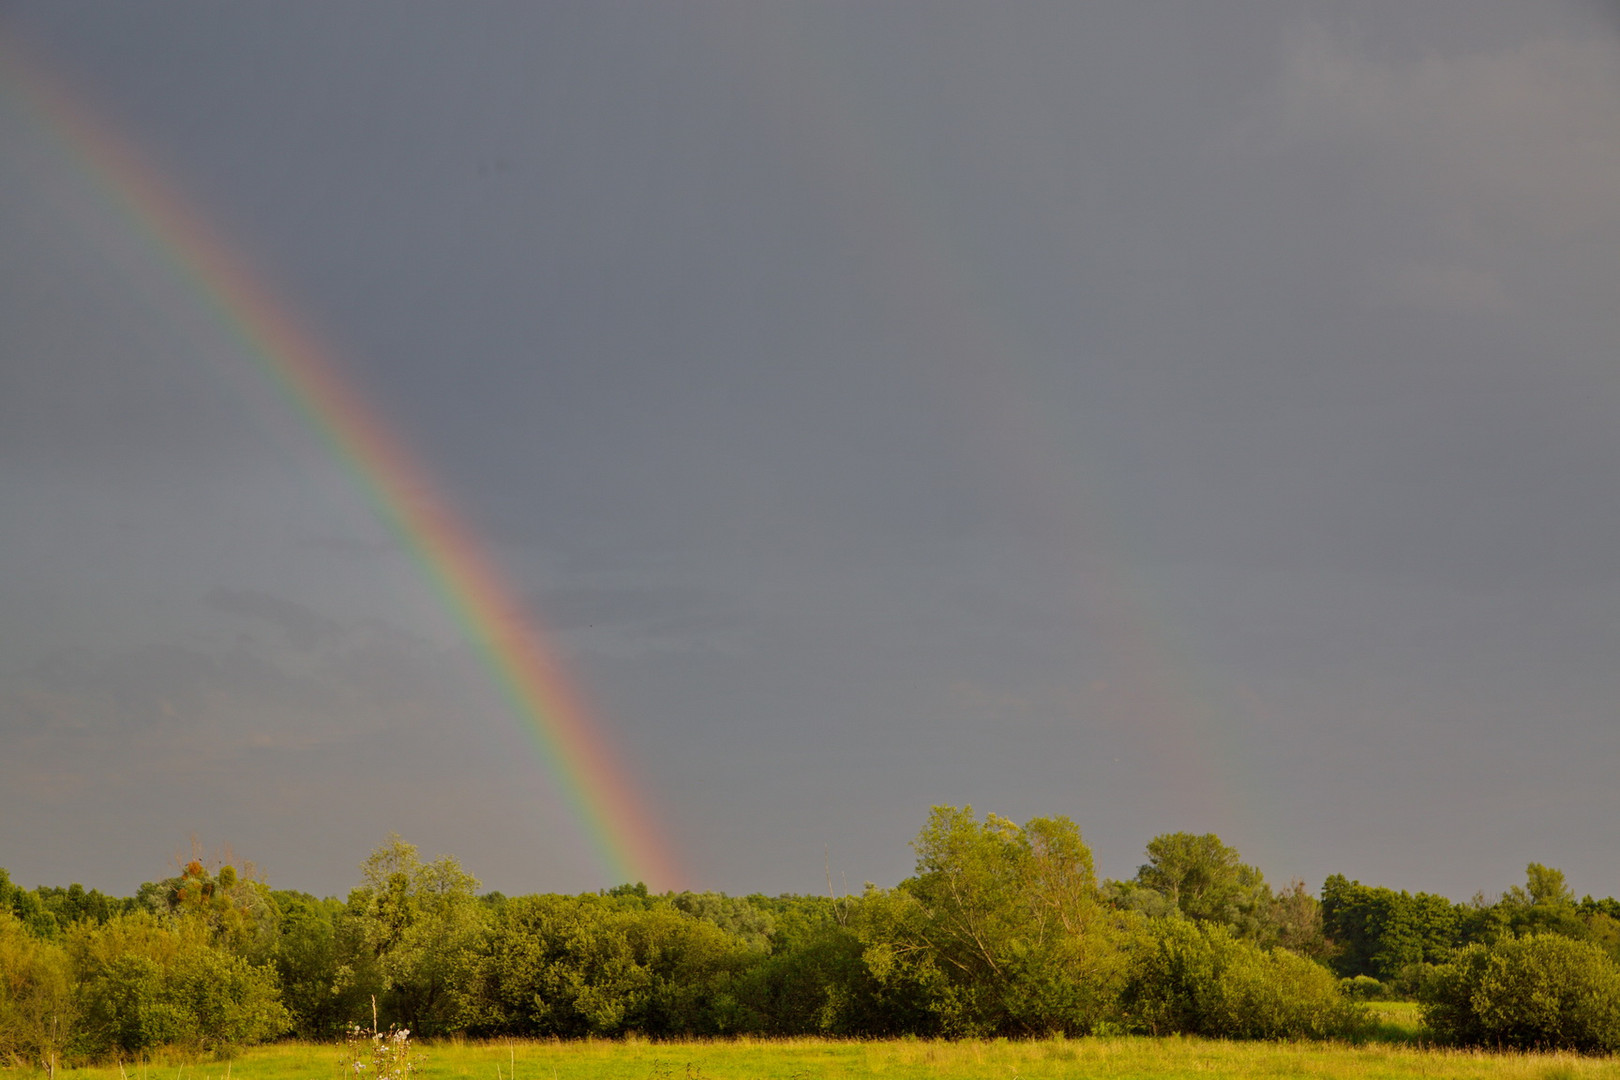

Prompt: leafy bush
xmin=1320 ymin=875 xmax=1459 ymax=981
xmin=0 ymin=913 xmax=75 ymax=1070
xmin=454 ymin=895 xmax=755 ymax=1037
xmin=1123 ymin=919 xmax=1363 ymax=1039
xmin=71 ymin=914 xmax=289 ymax=1055
xmin=1339 ymin=974 xmax=1388 ymax=1001
xmin=347 ymin=838 xmax=486 ymax=1035
xmin=1420 ymin=934 xmax=1620 ymax=1052
xmin=854 ymin=807 xmax=1136 ymax=1037
xmin=739 ymin=915 xmax=878 ymax=1036
xmin=165 ymin=945 xmax=291 ymax=1051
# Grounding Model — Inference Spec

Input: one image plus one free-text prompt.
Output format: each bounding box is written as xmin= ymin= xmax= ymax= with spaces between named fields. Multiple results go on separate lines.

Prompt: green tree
xmin=0 ymin=912 xmax=76 ymax=1071
xmin=1134 ymin=833 xmax=1271 ymax=936
xmin=1578 ymin=901 xmax=1620 ymax=964
xmin=68 ymin=912 xmax=288 ymax=1056
xmin=1320 ymin=875 xmax=1458 ymax=981
xmin=1101 ymin=879 xmax=1177 ymax=920
xmin=9 ymin=891 xmax=59 ymax=940
xmin=1266 ymin=879 xmax=1330 ymax=960
xmin=669 ymin=892 xmax=777 ymax=951
xmin=1421 ymin=934 xmax=1620 ymax=1051
xmin=455 ymin=894 xmax=755 ymax=1037
xmin=856 ymin=806 xmax=1134 ymax=1035
xmin=0 ymin=870 xmax=59 ymax=940
xmin=742 ymin=899 xmax=879 ymax=1035
xmin=347 ymin=836 xmax=486 ymax=1034
xmin=1495 ymin=863 xmax=1588 ymax=943
xmin=269 ymin=891 xmax=366 ymax=1038
xmin=1121 ymin=919 xmax=1362 ymax=1039
xmin=1524 ymin=863 xmax=1574 ymax=908
xmin=32 ymin=884 xmax=118 ymax=930
xmin=165 ymin=860 xmax=280 ymax=960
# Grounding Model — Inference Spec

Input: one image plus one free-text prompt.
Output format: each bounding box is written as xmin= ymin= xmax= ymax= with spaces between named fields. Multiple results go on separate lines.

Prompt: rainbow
xmin=702 ymin=10 xmax=1247 ymax=835
xmin=0 ymin=30 xmax=678 ymax=891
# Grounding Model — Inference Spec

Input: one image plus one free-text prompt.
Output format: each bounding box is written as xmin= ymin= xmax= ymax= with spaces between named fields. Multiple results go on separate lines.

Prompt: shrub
xmin=0 ymin=913 xmax=75 ymax=1071
xmin=1207 ymin=940 xmax=1362 ymax=1039
xmin=454 ymin=895 xmax=756 ymax=1038
xmin=1420 ymin=934 xmax=1620 ymax=1052
xmin=1339 ymin=974 xmax=1388 ymax=1001
xmin=72 ymin=914 xmax=289 ymax=1055
xmin=165 ymin=945 xmax=292 ymax=1051
xmin=1123 ymin=919 xmax=1363 ymax=1039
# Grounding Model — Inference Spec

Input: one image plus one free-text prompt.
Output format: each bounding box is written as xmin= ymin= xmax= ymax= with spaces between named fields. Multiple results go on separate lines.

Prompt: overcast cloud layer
xmin=2 ymin=2 xmax=1618 ymax=902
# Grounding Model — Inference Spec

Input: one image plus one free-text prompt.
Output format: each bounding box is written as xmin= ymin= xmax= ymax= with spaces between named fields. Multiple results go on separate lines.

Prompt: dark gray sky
xmin=3 ymin=2 xmax=1618 ymax=902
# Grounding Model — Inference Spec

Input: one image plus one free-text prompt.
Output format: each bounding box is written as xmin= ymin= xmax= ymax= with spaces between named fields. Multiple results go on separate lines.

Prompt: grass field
xmin=22 ymin=1032 xmax=1620 ymax=1080
xmin=1362 ymin=1000 xmax=1425 ymax=1044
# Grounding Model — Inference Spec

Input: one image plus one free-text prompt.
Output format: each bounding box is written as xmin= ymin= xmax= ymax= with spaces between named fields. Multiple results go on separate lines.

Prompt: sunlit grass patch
xmin=1362 ymin=1000 xmax=1427 ymax=1044
xmin=19 ymin=1036 xmax=1620 ymax=1080
xmin=383 ymin=1036 xmax=1620 ymax=1080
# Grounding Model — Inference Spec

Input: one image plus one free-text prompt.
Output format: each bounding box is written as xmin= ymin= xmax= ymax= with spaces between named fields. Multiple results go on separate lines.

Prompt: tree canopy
xmin=3 ymin=823 xmax=1618 ymax=1061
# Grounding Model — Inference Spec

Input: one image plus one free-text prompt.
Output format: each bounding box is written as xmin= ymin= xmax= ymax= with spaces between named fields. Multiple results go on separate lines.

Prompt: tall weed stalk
xmin=342 ymin=1000 xmax=416 ymax=1080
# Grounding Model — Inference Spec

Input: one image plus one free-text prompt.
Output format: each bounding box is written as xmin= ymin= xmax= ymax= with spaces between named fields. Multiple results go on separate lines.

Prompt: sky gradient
xmin=2 ymin=2 xmax=1618 ymax=902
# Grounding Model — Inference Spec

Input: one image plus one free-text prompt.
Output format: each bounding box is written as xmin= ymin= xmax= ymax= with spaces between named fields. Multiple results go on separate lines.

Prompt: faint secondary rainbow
xmin=0 ymin=31 xmax=678 ymax=891
xmin=703 ymin=10 xmax=1250 ymax=835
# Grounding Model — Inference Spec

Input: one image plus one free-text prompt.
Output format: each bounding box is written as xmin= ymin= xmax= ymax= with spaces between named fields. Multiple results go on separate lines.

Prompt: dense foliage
xmin=1120 ymin=918 xmax=1360 ymax=1039
xmin=3 ymin=814 xmax=1618 ymax=1064
xmin=1419 ymin=934 xmax=1620 ymax=1052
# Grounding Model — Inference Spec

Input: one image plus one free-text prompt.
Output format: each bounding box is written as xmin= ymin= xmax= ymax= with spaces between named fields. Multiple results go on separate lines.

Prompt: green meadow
xmin=19 ymin=1036 xmax=1620 ymax=1080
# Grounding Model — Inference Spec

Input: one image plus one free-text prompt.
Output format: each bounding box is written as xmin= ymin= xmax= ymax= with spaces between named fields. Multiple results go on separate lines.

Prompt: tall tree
xmin=1134 ymin=833 xmax=1271 ymax=936
xmin=348 ymin=836 xmax=486 ymax=1033
xmin=857 ymin=806 xmax=1133 ymax=1035
xmin=1320 ymin=875 xmax=1458 ymax=981
xmin=166 ymin=860 xmax=279 ymax=960
xmin=0 ymin=912 xmax=75 ymax=1072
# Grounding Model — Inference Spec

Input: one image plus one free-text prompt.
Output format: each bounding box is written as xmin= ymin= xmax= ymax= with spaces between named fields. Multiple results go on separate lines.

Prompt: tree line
xmin=4 ymin=806 xmax=1620 ymax=1067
